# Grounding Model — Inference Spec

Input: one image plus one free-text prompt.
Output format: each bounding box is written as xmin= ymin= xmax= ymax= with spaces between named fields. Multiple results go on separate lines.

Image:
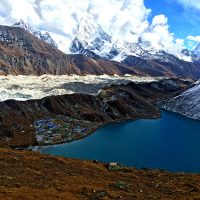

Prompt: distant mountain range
xmin=13 ymin=19 xmax=200 ymax=63
xmin=0 ymin=19 xmax=199 ymax=79
xmin=68 ymin=17 xmax=200 ymax=79
xmin=70 ymin=17 xmax=200 ymax=63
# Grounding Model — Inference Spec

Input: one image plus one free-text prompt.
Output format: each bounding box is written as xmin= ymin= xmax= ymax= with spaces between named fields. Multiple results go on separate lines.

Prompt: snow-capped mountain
xmin=69 ymin=17 xmax=195 ymax=63
xmin=181 ymin=48 xmax=200 ymax=62
xmin=13 ymin=19 xmax=58 ymax=48
xmin=70 ymin=17 xmax=112 ymax=58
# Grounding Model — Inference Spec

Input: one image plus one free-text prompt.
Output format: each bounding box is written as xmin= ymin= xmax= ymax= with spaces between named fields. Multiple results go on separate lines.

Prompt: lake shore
xmin=39 ymin=111 xmax=200 ymax=173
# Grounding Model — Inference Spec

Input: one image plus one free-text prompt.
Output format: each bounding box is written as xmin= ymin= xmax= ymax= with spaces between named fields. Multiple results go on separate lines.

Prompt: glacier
xmin=0 ymin=75 xmax=163 ymax=102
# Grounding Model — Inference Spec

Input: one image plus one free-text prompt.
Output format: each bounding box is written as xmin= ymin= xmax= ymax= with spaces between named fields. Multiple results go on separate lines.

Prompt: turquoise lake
xmin=39 ymin=111 xmax=200 ymax=173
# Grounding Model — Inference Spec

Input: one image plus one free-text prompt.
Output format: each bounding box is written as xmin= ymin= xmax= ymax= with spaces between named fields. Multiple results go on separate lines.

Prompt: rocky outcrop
xmin=0 ymin=78 xmax=191 ymax=147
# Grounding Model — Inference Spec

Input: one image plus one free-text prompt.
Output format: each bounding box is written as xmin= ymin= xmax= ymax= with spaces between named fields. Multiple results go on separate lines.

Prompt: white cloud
xmin=0 ymin=0 xmax=186 ymax=54
xmin=175 ymin=0 xmax=200 ymax=11
xmin=142 ymin=15 xmax=185 ymax=53
xmin=152 ymin=14 xmax=168 ymax=26
xmin=187 ymin=35 xmax=200 ymax=42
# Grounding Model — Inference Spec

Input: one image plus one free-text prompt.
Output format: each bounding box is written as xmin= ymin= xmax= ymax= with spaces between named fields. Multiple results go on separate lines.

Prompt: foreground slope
xmin=0 ymin=148 xmax=200 ymax=200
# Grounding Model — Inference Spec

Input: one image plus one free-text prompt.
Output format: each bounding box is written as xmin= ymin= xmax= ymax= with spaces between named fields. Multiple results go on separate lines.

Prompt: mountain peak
xmin=76 ymin=17 xmax=112 ymax=47
xmin=70 ymin=16 xmax=112 ymax=57
xmin=12 ymin=19 xmax=58 ymax=48
xmin=13 ymin=19 xmax=30 ymax=30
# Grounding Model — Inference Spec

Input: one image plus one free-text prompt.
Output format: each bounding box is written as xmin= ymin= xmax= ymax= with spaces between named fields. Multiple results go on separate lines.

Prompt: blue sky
xmin=145 ymin=0 xmax=200 ymax=49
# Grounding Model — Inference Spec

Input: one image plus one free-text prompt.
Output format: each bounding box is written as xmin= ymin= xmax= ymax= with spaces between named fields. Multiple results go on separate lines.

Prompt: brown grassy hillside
xmin=0 ymin=148 xmax=200 ymax=200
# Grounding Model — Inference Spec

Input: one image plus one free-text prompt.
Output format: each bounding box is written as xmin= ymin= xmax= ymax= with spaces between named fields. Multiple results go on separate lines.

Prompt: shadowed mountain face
xmin=0 ymin=78 xmax=191 ymax=147
xmin=0 ymin=25 xmax=153 ymax=76
xmin=122 ymin=55 xmax=200 ymax=80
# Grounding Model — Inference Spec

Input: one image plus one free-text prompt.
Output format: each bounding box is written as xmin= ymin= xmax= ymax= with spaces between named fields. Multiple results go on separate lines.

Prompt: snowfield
xmin=0 ymin=75 xmax=163 ymax=102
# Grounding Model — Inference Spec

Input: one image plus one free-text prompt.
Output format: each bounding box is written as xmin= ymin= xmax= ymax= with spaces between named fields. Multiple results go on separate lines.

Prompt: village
xmin=33 ymin=116 xmax=101 ymax=145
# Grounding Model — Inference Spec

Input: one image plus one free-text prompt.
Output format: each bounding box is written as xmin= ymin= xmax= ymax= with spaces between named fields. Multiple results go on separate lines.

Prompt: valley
xmin=0 ymin=75 xmax=191 ymax=147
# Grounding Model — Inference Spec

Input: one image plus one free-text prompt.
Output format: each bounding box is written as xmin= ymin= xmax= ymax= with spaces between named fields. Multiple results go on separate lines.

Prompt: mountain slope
xmin=122 ymin=54 xmax=200 ymax=80
xmin=161 ymin=81 xmax=200 ymax=120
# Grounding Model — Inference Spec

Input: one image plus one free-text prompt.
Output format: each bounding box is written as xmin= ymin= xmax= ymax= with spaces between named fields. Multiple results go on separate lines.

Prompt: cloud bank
xmin=0 ymin=0 xmax=186 ymax=54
